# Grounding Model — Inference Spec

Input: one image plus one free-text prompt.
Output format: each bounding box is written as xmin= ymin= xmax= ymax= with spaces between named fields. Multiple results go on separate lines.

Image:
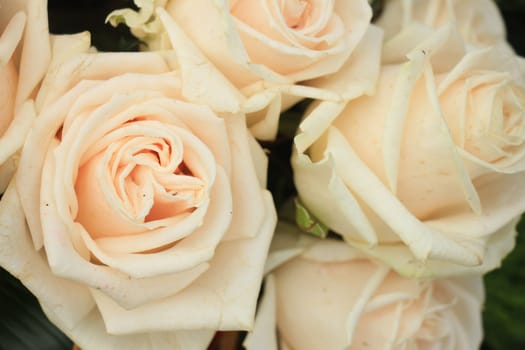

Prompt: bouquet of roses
xmin=1 ymin=0 xmax=524 ymax=349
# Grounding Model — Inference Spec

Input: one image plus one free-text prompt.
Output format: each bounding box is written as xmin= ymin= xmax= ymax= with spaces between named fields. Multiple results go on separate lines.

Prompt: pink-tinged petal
xmin=0 ymin=12 xmax=25 ymax=66
xmin=77 ymin=168 xmax=231 ymax=278
xmin=91 ymin=192 xmax=276 ymax=333
xmin=263 ymin=238 xmax=484 ymax=350
xmin=0 ymin=99 xmax=35 ymax=165
xmin=15 ymin=0 xmax=50 ymax=105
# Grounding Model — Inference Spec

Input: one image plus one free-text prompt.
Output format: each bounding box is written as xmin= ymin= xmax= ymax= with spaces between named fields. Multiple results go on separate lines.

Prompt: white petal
xmin=43 ymin=306 xmax=215 ymax=350
xmin=0 ymin=181 xmax=95 ymax=329
xmin=243 ymin=275 xmax=279 ymax=350
xmin=157 ymin=7 xmax=244 ymax=113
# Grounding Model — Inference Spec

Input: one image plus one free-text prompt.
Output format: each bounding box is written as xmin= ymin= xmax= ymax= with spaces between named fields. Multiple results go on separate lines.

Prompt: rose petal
xmin=273 ymin=255 xmax=387 ymax=350
xmin=0 ymin=11 xmax=25 ymax=66
xmin=0 ymin=182 xmax=96 ymax=329
xmin=222 ymin=113 xmax=267 ymax=240
xmin=243 ymin=274 xmax=278 ymax=350
xmin=91 ymin=191 xmax=276 ymax=333
xmin=292 ymin=149 xmax=378 ymax=245
xmin=326 ymin=126 xmax=484 ymax=266
xmin=15 ymin=0 xmax=50 ymax=105
xmin=306 ymin=25 xmax=383 ymax=99
xmin=377 ymin=0 xmax=507 ymax=50
xmin=0 ymin=99 xmax=35 ymax=165
xmin=0 ymin=60 xmax=18 ymax=137
xmin=157 ymin=6 xmax=245 ymax=112
xmin=247 ymin=131 xmax=268 ymax=187
xmin=36 ymin=51 xmax=170 ymax=110
xmin=43 ymin=306 xmax=215 ymax=350
xmin=165 ymin=0 xmax=291 ymax=87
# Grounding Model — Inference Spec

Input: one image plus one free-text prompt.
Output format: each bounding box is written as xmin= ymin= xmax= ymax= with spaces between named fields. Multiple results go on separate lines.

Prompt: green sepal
xmin=294 ymin=198 xmax=329 ymax=238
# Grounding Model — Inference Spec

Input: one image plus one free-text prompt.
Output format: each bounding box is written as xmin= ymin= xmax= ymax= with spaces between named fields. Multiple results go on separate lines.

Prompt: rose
xmin=292 ymin=24 xmax=525 ymax=277
xmin=109 ymin=0 xmax=372 ymax=87
xmin=0 ymin=0 xmax=50 ymax=191
xmin=107 ymin=0 xmax=379 ymax=140
xmin=376 ymin=0 xmax=508 ymax=49
xmin=0 ymin=13 xmax=276 ymax=350
xmin=244 ymin=226 xmax=484 ymax=350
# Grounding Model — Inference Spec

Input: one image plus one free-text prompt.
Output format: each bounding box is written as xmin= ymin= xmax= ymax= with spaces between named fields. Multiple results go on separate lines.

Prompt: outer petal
xmin=222 ymin=113 xmax=267 ymax=241
xmin=157 ymin=7 xmax=244 ymax=113
xmin=377 ymin=0 xmax=507 ymax=49
xmin=36 ymin=51 xmax=170 ymax=111
xmin=305 ymin=25 xmax=383 ymax=99
xmin=166 ymin=0 xmax=286 ymax=88
xmin=0 ymin=0 xmax=50 ymax=192
xmin=0 ymin=0 xmax=51 ymax=104
xmin=0 ymin=99 xmax=35 ymax=172
xmin=91 ymin=191 xmax=276 ymax=334
xmin=0 ymin=182 xmax=95 ymax=329
xmin=0 ymin=11 xmax=25 ymax=66
xmin=44 ymin=306 xmax=215 ymax=350
xmin=243 ymin=274 xmax=278 ymax=350
xmin=15 ymin=0 xmax=51 ymax=105
xmin=292 ymin=149 xmax=378 ymax=245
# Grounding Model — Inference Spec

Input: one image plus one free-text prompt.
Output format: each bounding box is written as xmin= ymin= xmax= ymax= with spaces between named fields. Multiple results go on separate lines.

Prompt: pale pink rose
xmin=0 ymin=14 xmax=276 ymax=350
xmin=244 ymin=227 xmax=484 ymax=350
xmin=0 ymin=0 xmax=50 ymax=191
xmin=293 ymin=24 xmax=525 ymax=277
xmin=109 ymin=0 xmax=372 ymax=87
xmin=107 ymin=0 xmax=380 ymax=140
xmin=376 ymin=0 xmax=508 ymax=48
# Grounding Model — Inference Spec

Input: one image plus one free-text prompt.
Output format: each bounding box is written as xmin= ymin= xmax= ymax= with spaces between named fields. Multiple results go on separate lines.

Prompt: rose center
xmin=281 ymin=0 xmax=311 ymax=29
xmin=498 ymin=85 xmax=525 ymax=139
xmin=114 ymin=136 xmax=206 ymax=222
xmin=440 ymin=75 xmax=525 ymax=166
xmin=470 ymin=83 xmax=525 ymax=163
xmin=75 ymin=120 xmax=213 ymax=238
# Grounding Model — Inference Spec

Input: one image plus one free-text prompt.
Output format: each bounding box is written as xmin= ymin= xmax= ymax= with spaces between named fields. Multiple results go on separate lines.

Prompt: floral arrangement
xmin=1 ymin=0 xmax=525 ymax=349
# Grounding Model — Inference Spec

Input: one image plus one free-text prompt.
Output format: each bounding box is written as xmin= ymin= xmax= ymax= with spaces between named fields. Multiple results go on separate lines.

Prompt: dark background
xmin=1 ymin=1 xmax=524 ymax=349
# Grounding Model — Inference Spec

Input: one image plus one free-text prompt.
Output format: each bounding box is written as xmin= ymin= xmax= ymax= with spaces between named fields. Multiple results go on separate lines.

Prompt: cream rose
xmin=376 ymin=0 xmax=508 ymax=48
xmin=293 ymin=24 xmax=525 ymax=277
xmin=109 ymin=0 xmax=371 ymax=87
xmin=0 ymin=12 xmax=276 ymax=350
xmin=0 ymin=0 xmax=50 ymax=191
xmin=244 ymin=226 xmax=484 ymax=350
xmin=107 ymin=0 xmax=380 ymax=140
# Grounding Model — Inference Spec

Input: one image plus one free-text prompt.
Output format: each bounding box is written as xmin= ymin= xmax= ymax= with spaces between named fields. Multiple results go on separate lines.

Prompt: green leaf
xmin=0 ymin=268 xmax=72 ymax=350
xmin=294 ymin=198 xmax=329 ymax=238
xmin=482 ymin=217 xmax=525 ymax=350
xmin=496 ymin=0 xmax=525 ymax=10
